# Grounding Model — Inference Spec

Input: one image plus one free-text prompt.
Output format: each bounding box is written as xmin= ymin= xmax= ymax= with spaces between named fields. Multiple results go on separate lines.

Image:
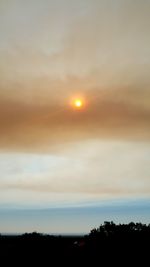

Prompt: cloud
xmin=0 ymin=0 xmax=150 ymax=152
xmin=0 ymin=141 xmax=150 ymax=204
xmin=0 ymin=81 xmax=150 ymax=152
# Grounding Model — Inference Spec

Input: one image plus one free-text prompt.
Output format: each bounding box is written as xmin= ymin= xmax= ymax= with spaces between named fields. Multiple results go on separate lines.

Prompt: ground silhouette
xmin=0 ymin=222 xmax=149 ymax=265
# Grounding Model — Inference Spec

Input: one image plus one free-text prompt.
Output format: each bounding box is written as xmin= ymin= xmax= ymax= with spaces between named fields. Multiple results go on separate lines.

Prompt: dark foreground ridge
xmin=0 ymin=222 xmax=150 ymax=265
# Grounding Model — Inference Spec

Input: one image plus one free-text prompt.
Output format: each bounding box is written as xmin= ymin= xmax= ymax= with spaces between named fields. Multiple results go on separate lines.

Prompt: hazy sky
xmin=0 ymin=0 xmax=150 ymax=233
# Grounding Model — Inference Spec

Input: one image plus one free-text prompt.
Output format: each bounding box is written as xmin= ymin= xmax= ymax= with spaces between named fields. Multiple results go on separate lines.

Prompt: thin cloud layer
xmin=0 ymin=0 xmax=150 ymax=151
xmin=0 ymin=1 xmax=150 ymax=220
xmin=0 ymin=141 xmax=150 ymax=206
xmin=0 ymin=86 xmax=150 ymax=152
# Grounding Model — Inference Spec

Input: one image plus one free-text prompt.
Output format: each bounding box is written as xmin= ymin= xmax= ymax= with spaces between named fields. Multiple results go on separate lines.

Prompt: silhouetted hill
xmin=0 ymin=222 xmax=149 ymax=265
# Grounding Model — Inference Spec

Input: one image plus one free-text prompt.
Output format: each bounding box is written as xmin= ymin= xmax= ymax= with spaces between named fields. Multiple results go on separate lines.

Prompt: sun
xmin=70 ymin=96 xmax=85 ymax=110
xmin=74 ymin=99 xmax=83 ymax=108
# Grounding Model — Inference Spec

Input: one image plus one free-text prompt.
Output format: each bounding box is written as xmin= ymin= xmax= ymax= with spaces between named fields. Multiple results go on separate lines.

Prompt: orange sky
xmin=0 ymin=0 xmax=150 ymax=151
xmin=0 ymin=0 xmax=150 ymax=210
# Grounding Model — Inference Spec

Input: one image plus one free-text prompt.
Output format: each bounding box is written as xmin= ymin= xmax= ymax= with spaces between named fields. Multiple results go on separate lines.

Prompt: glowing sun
xmin=74 ymin=99 xmax=83 ymax=108
xmin=70 ymin=97 xmax=85 ymax=110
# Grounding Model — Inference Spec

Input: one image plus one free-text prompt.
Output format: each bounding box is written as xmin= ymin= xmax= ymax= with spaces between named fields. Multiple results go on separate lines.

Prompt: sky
xmin=0 ymin=0 xmax=150 ymax=233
